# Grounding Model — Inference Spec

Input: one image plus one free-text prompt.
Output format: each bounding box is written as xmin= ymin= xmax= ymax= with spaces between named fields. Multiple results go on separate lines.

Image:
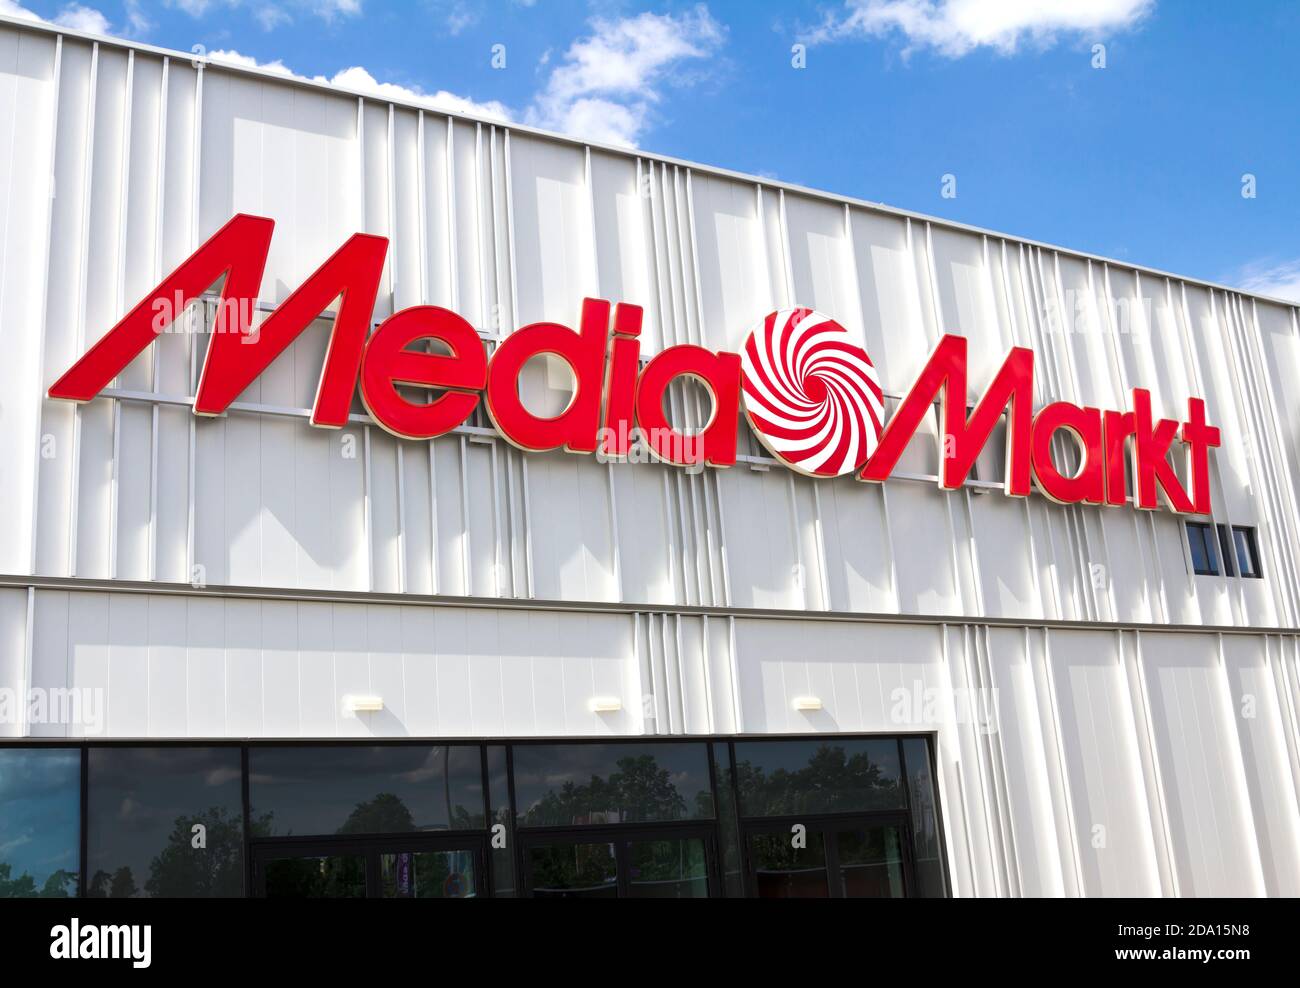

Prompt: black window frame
xmin=1186 ymin=520 xmax=1220 ymax=576
xmin=0 ymin=733 xmax=949 ymax=900
xmin=1232 ymin=525 xmax=1263 ymax=579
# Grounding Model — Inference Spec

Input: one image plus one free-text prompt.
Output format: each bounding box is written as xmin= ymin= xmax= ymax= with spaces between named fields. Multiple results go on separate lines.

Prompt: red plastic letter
xmin=860 ymin=335 xmax=1034 ymax=495
xmin=1132 ymin=388 xmax=1194 ymax=512
xmin=1181 ymin=397 xmax=1221 ymax=516
xmin=194 ymin=232 xmax=388 ymax=427
xmin=48 ymin=213 xmax=274 ymax=403
xmin=1031 ymin=402 xmax=1104 ymax=504
xmin=485 ymin=298 xmax=609 ymax=453
xmin=360 ymin=306 xmax=487 ymax=439
xmin=634 ymin=345 xmax=741 ymax=467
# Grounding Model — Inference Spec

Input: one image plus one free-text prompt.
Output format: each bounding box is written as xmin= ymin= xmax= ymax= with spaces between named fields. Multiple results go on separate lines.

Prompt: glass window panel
xmin=711 ymin=742 xmax=744 ymax=897
xmin=249 ymin=745 xmax=484 ymax=837
xmin=902 ymin=737 xmax=947 ymax=897
xmin=486 ymin=745 xmax=515 ymax=897
xmin=526 ymin=842 xmax=618 ymax=898
xmin=381 ymin=850 xmax=479 ymax=898
xmin=626 ymin=838 xmax=709 ymax=899
xmin=1217 ymin=525 xmax=1236 ymax=577
xmin=1188 ymin=523 xmax=1217 ymax=575
xmin=1234 ymin=527 xmax=1260 ymax=578
xmin=511 ymin=743 xmax=714 ymax=827
xmin=87 ymin=747 xmax=244 ymax=898
xmin=263 ymin=854 xmax=366 ymax=898
xmin=0 ymin=748 xmax=80 ymax=898
xmin=837 ymin=825 xmax=905 ymax=897
xmin=733 ymin=739 xmax=903 ymax=817
xmin=747 ymin=831 xmax=829 ymax=898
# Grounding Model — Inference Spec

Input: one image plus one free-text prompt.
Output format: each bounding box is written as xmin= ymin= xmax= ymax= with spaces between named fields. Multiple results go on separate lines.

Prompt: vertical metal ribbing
xmin=1213 ymin=633 xmax=1269 ymax=894
xmin=673 ymin=615 xmax=690 ymax=733
xmin=357 ymin=98 xmax=374 ymax=592
xmin=994 ymin=238 xmax=1047 ymax=615
xmin=502 ymin=128 xmax=532 ymax=597
xmin=584 ymin=146 xmax=623 ymax=602
xmin=1216 ymin=290 xmax=1292 ymax=617
xmin=1095 ymin=261 xmax=1160 ymax=620
xmin=1052 ymin=251 xmax=1119 ymax=623
xmin=645 ymin=611 xmax=665 ymax=734
xmin=978 ymin=625 xmax=1024 ymax=895
xmin=445 ymin=116 xmax=458 ymax=309
xmin=106 ymin=50 xmax=134 ymax=581
xmin=28 ymin=35 xmax=62 ymax=577
xmin=1269 ymin=636 xmax=1300 ymax=820
xmin=776 ymin=188 xmax=794 ymax=306
xmin=658 ymin=164 xmax=696 ymax=603
xmin=416 ymin=110 xmax=439 ymax=596
xmin=1133 ymin=270 xmax=1199 ymax=623
xmin=1111 ymin=628 xmax=1170 ymax=893
xmin=458 ymin=434 xmax=471 ymax=594
xmin=385 ymin=104 xmax=405 ymax=594
xmin=915 ymin=221 xmax=968 ymax=615
xmin=1013 ymin=624 xmax=1066 ymax=894
xmin=1172 ymin=279 xmax=1245 ymax=621
xmin=672 ymin=167 xmax=710 ymax=604
xmin=1029 ymin=248 xmax=1093 ymax=623
xmin=958 ymin=627 xmax=1004 ymax=895
xmin=490 ymin=126 xmax=518 ymax=596
xmin=938 ymin=624 xmax=978 ymax=896
xmin=1037 ymin=627 xmax=1086 ymax=895
xmin=1242 ymin=297 xmax=1300 ymax=621
xmin=842 ymin=204 xmax=900 ymax=609
xmin=783 ymin=472 xmax=807 ymax=610
xmin=725 ymin=615 xmax=742 ymax=733
xmin=1016 ymin=244 xmax=1066 ymax=620
xmin=68 ymin=41 xmax=100 ymax=578
xmin=1125 ymin=630 xmax=1181 ymax=896
xmin=147 ymin=57 xmax=169 ymax=583
xmin=184 ymin=60 xmax=203 ymax=588
xmin=644 ymin=160 xmax=690 ymax=603
xmin=20 ymin=587 xmax=35 ymax=738
xmin=470 ymin=123 xmax=493 ymax=597
xmin=473 ymin=122 xmax=490 ymax=331
xmin=925 ymin=223 xmax=985 ymax=618
xmin=488 ymin=441 xmax=504 ymax=595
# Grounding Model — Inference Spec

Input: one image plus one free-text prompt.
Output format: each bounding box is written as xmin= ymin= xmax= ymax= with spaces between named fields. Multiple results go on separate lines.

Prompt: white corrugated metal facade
xmin=1 ymin=16 xmax=1299 ymax=898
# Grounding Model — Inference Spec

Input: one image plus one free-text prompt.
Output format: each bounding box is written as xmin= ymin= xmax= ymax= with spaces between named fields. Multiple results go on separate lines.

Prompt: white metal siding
xmin=1 ymin=19 xmax=1299 ymax=897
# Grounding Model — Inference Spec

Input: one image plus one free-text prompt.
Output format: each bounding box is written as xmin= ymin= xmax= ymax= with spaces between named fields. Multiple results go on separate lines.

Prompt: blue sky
xmin=6 ymin=0 xmax=1299 ymax=301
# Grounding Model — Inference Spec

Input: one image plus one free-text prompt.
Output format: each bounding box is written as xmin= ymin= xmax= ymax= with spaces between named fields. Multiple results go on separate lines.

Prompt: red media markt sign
xmin=49 ymin=213 xmax=1221 ymax=515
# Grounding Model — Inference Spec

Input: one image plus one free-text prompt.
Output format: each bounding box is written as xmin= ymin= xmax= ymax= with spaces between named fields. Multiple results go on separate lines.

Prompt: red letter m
xmin=859 ymin=334 xmax=1035 ymax=495
xmin=48 ymin=213 xmax=388 ymax=428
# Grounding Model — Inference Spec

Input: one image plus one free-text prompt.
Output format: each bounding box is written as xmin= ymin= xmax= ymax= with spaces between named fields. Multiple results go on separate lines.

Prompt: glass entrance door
xmin=743 ymin=817 xmax=909 ymax=898
xmin=520 ymin=829 xmax=715 ymax=898
xmin=252 ymin=836 xmax=485 ymax=898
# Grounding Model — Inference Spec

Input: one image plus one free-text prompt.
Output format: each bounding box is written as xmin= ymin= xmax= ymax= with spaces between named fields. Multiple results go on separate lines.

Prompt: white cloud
xmin=206 ymin=49 xmax=511 ymax=121
xmin=214 ymin=5 xmax=726 ymax=149
xmin=52 ymin=2 xmax=110 ymax=34
xmin=806 ymin=0 xmax=1154 ymax=57
xmin=166 ymin=0 xmax=361 ymax=30
xmin=0 ymin=0 xmax=43 ymax=23
xmin=124 ymin=0 xmax=152 ymax=34
xmin=1235 ymin=259 xmax=1300 ymax=304
xmin=525 ymin=5 xmax=725 ymax=148
xmin=0 ymin=0 xmax=114 ymax=36
xmin=2 ymin=1 xmax=724 ymax=149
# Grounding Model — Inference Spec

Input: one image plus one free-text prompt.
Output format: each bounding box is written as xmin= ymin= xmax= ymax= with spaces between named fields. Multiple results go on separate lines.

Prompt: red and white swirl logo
xmin=740 ymin=308 xmax=885 ymax=477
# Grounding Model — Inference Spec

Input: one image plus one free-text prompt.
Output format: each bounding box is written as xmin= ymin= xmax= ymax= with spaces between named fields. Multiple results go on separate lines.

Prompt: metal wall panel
xmin=2 ymin=19 xmax=1300 ymax=896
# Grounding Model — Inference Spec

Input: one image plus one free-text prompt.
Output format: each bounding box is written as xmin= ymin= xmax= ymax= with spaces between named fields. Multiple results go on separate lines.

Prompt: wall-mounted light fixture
xmin=792 ymin=696 xmax=823 ymax=712
xmin=588 ymin=696 xmax=622 ymax=713
xmin=344 ymin=695 xmax=384 ymax=714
